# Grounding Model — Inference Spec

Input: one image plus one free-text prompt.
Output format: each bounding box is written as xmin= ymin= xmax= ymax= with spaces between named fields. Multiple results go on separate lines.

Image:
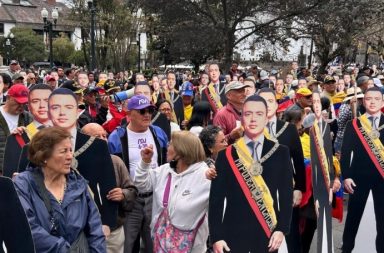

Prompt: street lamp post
xmin=5 ymin=32 xmax=14 ymax=65
xmin=137 ymin=33 xmax=141 ymax=72
xmin=41 ymin=7 xmax=58 ymax=69
xmin=87 ymin=0 xmax=96 ymax=71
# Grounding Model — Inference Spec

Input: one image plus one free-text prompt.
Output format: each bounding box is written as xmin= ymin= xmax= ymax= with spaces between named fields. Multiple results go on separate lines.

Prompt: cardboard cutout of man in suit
xmin=310 ymin=91 xmax=340 ymax=253
xmin=17 ymin=88 xmax=118 ymax=229
xmin=2 ymin=84 xmax=52 ymax=178
xmin=209 ymin=95 xmax=293 ymax=253
xmin=0 ymin=176 xmax=35 ymax=253
xmin=259 ymin=88 xmax=306 ymax=253
xmin=341 ymin=87 xmax=384 ymax=253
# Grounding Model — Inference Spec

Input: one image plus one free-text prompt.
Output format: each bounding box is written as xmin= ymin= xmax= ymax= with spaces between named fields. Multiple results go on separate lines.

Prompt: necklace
xmin=57 ymin=183 xmax=67 ymax=205
xmin=234 ymin=142 xmax=279 ymax=176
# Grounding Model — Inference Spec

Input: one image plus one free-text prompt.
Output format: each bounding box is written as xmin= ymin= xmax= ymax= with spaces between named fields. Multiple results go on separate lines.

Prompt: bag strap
xmin=162 ymin=174 xmax=172 ymax=207
xmin=32 ymin=169 xmax=53 ymax=214
xmin=31 ymin=169 xmax=60 ymax=236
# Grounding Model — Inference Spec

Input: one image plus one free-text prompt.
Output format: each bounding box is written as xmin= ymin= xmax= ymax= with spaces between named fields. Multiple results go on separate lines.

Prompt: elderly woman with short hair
xmin=14 ymin=127 xmax=105 ymax=253
xmin=135 ymin=131 xmax=210 ymax=253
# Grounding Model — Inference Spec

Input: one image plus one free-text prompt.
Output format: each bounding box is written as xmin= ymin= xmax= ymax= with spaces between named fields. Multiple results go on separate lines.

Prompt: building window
xmin=0 ymin=23 xmax=4 ymax=35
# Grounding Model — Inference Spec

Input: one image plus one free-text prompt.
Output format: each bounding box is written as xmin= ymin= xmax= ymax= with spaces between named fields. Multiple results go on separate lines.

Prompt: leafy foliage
xmin=52 ymin=33 xmax=75 ymax=64
xmin=0 ymin=27 xmax=46 ymax=65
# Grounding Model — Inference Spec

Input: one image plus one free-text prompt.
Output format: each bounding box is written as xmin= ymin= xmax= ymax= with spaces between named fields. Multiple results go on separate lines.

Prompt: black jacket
xmin=209 ymin=138 xmax=293 ymax=253
xmin=276 ymin=119 xmax=306 ymax=192
xmin=341 ymin=115 xmax=384 ymax=180
xmin=0 ymin=176 xmax=35 ymax=253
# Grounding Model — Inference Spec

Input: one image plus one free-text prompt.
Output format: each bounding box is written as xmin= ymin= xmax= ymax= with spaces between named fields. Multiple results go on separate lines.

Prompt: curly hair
xmin=199 ymin=125 xmax=222 ymax=158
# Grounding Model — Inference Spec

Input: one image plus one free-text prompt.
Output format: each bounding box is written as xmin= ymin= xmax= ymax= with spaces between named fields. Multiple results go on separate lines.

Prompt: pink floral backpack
xmin=153 ymin=174 xmax=205 ymax=253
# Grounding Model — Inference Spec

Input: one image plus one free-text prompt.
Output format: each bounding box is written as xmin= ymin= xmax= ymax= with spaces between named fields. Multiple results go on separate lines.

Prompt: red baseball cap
xmin=8 ymin=84 xmax=29 ymax=104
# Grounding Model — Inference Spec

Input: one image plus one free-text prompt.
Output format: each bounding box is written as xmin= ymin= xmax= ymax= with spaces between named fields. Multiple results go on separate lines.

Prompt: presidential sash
xmin=14 ymin=122 xmax=38 ymax=148
xmin=25 ymin=122 xmax=39 ymax=140
xmin=203 ymin=83 xmax=223 ymax=114
xmin=226 ymin=138 xmax=277 ymax=238
xmin=311 ymin=120 xmax=331 ymax=190
xmin=352 ymin=116 xmax=384 ymax=179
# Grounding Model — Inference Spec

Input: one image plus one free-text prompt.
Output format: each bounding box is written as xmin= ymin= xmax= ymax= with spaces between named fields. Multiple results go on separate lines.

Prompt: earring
xmin=44 ymin=160 xmax=47 ymax=164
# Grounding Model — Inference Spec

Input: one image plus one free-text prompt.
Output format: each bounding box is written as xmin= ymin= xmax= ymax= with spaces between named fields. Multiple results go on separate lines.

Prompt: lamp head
xmin=41 ymin=7 xmax=48 ymax=19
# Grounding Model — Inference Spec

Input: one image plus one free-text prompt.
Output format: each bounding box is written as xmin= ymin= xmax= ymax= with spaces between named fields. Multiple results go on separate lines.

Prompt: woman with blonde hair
xmin=135 ymin=131 xmax=210 ymax=253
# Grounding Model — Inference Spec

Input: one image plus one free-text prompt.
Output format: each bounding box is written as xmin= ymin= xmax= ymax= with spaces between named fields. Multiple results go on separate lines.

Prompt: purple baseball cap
xmin=127 ymin=95 xmax=155 ymax=110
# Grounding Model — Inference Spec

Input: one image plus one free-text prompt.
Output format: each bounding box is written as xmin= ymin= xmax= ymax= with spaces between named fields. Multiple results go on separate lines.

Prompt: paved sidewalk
xmin=309 ymin=197 xmax=348 ymax=253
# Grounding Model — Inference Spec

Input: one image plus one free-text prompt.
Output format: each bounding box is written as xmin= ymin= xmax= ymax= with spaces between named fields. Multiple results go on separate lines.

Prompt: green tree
xmin=69 ymin=50 xmax=87 ymax=67
xmin=140 ymin=0 xmax=325 ymax=70
xmin=296 ymin=0 xmax=384 ymax=73
xmin=52 ymin=33 xmax=75 ymax=64
xmin=0 ymin=27 xmax=46 ymax=66
xmin=67 ymin=0 xmax=143 ymax=71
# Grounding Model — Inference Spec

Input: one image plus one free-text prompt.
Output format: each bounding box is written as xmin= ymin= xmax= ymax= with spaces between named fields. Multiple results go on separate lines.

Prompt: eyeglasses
xmin=137 ymin=107 xmax=155 ymax=115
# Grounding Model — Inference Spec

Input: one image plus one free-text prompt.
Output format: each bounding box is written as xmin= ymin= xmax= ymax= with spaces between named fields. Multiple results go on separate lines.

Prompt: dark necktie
xmin=247 ymin=141 xmax=260 ymax=161
xmin=369 ymin=116 xmax=378 ymax=129
xmin=37 ymin=125 xmax=46 ymax=130
xmin=267 ymin=122 xmax=274 ymax=137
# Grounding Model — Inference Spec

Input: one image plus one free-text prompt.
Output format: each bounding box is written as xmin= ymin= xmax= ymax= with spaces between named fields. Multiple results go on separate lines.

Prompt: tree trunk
xmin=222 ymin=30 xmax=235 ymax=73
xmin=80 ymin=27 xmax=89 ymax=68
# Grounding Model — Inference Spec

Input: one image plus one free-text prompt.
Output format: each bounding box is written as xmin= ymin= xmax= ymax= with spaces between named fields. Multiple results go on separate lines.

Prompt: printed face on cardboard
xmin=48 ymin=94 xmax=78 ymax=130
xmin=312 ymin=93 xmax=322 ymax=120
xmin=28 ymin=89 xmax=51 ymax=124
xmin=364 ymin=90 xmax=383 ymax=115
xmin=242 ymin=101 xmax=268 ymax=140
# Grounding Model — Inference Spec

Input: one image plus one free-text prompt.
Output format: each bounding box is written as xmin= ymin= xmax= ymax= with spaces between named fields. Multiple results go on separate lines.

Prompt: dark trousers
xmin=300 ymin=218 xmax=317 ymax=253
xmin=342 ymin=177 xmax=384 ymax=253
xmin=123 ymin=196 xmax=153 ymax=253
xmin=286 ymin=207 xmax=302 ymax=253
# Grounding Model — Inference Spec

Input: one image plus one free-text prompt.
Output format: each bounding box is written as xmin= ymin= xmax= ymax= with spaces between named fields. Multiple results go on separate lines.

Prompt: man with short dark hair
xmin=64 ymin=68 xmax=75 ymax=81
xmin=78 ymin=87 xmax=109 ymax=128
xmin=17 ymin=88 xmax=118 ymax=231
xmin=310 ymin=91 xmax=341 ymax=253
xmin=341 ymin=86 xmax=384 ymax=253
xmin=158 ymin=72 xmax=180 ymax=107
xmin=259 ymin=88 xmax=306 ymax=253
xmin=209 ymin=94 xmax=293 ymax=253
xmin=201 ymin=63 xmax=227 ymax=114
xmin=2 ymin=84 xmax=52 ymax=177
xmin=0 ymin=73 xmax=12 ymax=104
xmin=88 ymin=72 xmax=96 ymax=87
xmin=77 ymin=71 xmax=90 ymax=88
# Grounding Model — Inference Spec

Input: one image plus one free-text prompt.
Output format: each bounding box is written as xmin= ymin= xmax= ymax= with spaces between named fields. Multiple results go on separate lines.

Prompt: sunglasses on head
xmin=137 ymin=107 xmax=155 ymax=115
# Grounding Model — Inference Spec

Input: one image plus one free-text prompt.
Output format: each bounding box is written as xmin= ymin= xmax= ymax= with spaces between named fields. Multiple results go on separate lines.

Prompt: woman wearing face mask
xmin=135 ymin=131 xmax=210 ymax=253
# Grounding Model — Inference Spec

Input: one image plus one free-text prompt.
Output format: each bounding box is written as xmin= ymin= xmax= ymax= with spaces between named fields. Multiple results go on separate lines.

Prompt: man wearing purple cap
xmin=108 ymin=94 xmax=168 ymax=253
xmin=0 ymin=84 xmax=32 ymax=175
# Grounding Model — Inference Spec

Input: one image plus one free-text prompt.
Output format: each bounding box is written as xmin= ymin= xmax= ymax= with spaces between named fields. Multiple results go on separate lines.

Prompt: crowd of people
xmin=0 ymin=58 xmax=383 ymax=253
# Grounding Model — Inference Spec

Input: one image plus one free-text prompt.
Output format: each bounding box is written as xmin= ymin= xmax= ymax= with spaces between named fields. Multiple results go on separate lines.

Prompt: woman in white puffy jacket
xmin=135 ymin=131 xmax=211 ymax=253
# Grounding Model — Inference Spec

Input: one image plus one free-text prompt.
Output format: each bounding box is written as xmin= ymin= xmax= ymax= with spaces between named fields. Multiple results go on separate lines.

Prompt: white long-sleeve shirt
xmin=135 ymin=160 xmax=211 ymax=253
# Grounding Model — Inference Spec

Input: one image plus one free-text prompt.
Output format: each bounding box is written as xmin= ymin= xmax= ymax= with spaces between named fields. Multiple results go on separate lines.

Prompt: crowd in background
xmin=0 ymin=58 xmax=383 ymax=253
